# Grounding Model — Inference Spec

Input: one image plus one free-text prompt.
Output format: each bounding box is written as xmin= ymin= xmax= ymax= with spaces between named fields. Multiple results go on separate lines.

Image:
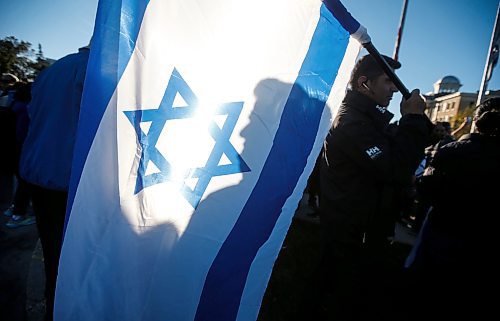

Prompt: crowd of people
xmin=1 ymin=75 xmax=35 ymax=229
xmin=1 ymin=43 xmax=90 ymax=321
xmin=1 ymin=46 xmax=499 ymax=320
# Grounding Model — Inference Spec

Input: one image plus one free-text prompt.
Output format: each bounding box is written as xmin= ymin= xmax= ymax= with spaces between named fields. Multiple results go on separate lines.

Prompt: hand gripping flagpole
xmin=323 ymin=0 xmax=411 ymax=100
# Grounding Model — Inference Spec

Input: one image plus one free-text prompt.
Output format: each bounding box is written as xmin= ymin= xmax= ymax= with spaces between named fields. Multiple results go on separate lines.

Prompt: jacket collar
xmin=343 ymin=90 xmax=394 ymax=128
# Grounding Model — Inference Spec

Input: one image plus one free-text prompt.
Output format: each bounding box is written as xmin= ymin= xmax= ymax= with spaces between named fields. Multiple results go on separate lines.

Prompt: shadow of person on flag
xmin=179 ymin=78 xmax=332 ymax=321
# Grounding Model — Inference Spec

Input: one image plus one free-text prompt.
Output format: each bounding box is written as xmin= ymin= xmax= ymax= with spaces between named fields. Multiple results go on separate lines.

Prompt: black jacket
xmin=419 ymin=133 xmax=500 ymax=237
xmin=320 ymin=90 xmax=432 ymax=244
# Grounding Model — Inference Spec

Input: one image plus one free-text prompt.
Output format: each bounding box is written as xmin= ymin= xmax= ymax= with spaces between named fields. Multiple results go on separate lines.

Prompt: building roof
xmin=424 ymin=92 xmax=449 ymax=100
xmin=435 ymin=75 xmax=461 ymax=85
xmin=434 ymin=91 xmax=476 ymax=101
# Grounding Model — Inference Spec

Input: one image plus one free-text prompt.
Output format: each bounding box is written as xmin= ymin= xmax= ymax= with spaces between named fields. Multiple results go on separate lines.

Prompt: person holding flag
xmin=318 ymin=54 xmax=432 ymax=320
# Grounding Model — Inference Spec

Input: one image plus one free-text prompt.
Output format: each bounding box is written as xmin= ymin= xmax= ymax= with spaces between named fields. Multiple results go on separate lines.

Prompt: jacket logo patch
xmin=375 ymin=106 xmax=386 ymax=113
xmin=366 ymin=146 xmax=382 ymax=159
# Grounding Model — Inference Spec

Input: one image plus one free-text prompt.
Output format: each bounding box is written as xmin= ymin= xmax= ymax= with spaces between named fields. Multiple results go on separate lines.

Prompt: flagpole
xmin=476 ymin=1 xmax=500 ymax=107
xmin=364 ymin=41 xmax=411 ymax=99
xmin=473 ymin=1 xmax=500 ymax=133
xmin=393 ymin=0 xmax=409 ymax=62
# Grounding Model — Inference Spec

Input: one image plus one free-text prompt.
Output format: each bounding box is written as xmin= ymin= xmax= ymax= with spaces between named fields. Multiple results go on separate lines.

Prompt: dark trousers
xmin=306 ymin=154 xmax=321 ymax=207
xmin=314 ymin=239 xmax=408 ymax=321
xmin=12 ymin=175 xmax=31 ymax=215
xmin=30 ymin=184 xmax=67 ymax=321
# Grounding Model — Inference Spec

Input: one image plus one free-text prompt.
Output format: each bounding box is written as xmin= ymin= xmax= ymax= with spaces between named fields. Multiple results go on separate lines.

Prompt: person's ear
xmin=357 ymin=76 xmax=370 ymax=92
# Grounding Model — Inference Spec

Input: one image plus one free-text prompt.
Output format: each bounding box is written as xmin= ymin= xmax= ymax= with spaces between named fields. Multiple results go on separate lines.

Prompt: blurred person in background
xmin=406 ymin=97 xmax=500 ymax=320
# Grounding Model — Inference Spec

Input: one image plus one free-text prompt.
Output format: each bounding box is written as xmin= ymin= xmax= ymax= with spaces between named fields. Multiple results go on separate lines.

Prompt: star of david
xmin=123 ymin=68 xmax=250 ymax=208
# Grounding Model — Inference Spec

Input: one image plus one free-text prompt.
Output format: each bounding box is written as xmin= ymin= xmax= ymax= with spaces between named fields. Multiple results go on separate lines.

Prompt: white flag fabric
xmin=55 ymin=0 xmax=365 ymax=320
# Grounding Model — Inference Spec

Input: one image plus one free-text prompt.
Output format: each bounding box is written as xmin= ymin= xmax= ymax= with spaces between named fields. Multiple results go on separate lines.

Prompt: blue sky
xmin=1 ymin=0 xmax=498 ymax=117
xmin=348 ymin=0 xmax=500 ymax=115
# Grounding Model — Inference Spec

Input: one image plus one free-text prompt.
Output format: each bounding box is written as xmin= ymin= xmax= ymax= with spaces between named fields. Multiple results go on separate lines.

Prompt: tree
xmin=453 ymin=103 xmax=475 ymax=126
xmin=0 ymin=36 xmax=50 ymax=80
xmin=451 ymin=103 xmax=475 ymax=137
xmin=31 ymin=43 xmax=51 ymax=75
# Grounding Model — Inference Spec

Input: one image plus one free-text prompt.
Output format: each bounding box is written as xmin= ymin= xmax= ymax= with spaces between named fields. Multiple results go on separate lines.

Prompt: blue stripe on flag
xmin=323 ymin=0 xmax=361 ymax=34
xmin=194 ymin=5 xmax=350 ymax=321
xmin=66 ymin=0 xmax=150 ymax=229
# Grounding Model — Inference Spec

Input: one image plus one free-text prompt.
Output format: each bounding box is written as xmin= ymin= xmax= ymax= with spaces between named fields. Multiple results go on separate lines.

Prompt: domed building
xmin=433 ymin=75 xmax=462 ymax=94
xmin=423 ymin=75 xmax=499 ymax=135
xmin=424 ymin=75 xmax=476 ymax=124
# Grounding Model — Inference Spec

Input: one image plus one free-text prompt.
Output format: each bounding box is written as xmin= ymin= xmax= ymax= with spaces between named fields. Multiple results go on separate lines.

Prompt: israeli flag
xmin=55 ymin=0 xmax=367 ymax=320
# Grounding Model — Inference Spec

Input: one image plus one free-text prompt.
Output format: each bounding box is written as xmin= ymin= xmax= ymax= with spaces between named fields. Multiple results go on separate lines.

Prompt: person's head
xmin=349 ymin=54 xmax=401 ymax=107
xmin=432 ymin=122 xmax=447 ymax=140
xmin=441 ymin=121 xmax=452 ymax=134
xmin=474 ymin=97 xmax=500 ymax=136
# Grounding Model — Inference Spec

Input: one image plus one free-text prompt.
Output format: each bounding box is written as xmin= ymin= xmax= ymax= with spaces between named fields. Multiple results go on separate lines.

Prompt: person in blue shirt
xmin=19 ymin=44 xmax=90 ymax=321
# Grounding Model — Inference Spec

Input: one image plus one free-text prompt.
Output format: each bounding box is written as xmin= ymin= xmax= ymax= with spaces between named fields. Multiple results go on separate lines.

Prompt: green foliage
xmin=453 ymin=104 xmax=475 ymax=125
xmin=0 ymin=36 xmax=50 ymax=81
xmin=451 ymin=104 xmax=475 ymax=136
